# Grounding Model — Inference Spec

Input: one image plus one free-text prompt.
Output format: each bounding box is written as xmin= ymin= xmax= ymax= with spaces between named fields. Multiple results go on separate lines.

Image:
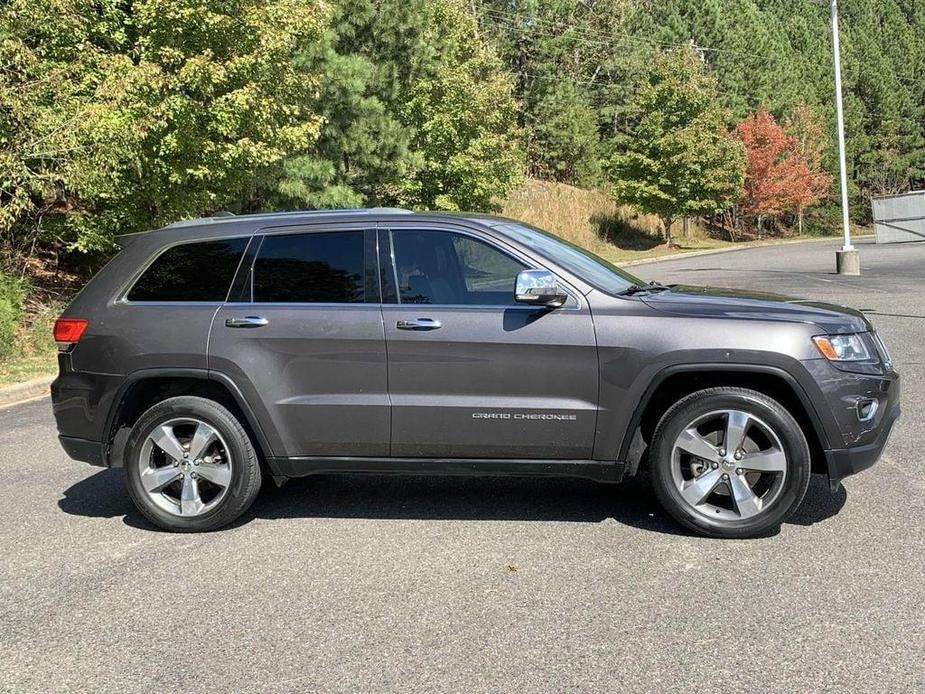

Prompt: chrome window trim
xmin=222 ymin=301 xmax=375 ymax=308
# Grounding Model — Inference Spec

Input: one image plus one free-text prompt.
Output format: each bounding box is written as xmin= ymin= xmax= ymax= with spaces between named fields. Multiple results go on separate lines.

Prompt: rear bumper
xmin=51 ymin=355 xmax=124 ymax=467
xmin=59 ymin=435 xmax=105 ymax=467
xmin=824 ymin=405 xmax=900 ymax=491
xmin=51 ymin=356 xmax=123 ymax=446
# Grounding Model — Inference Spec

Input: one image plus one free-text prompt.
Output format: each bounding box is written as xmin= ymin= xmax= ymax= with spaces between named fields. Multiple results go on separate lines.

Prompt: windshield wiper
xmin=617 ymin=281 xmax=672 ymax=296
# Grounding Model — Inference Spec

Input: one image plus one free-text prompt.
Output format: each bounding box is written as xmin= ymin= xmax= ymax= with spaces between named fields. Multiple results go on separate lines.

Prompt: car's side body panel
xmin=381 ymin=303 xmax=599 ymax=458
xmin=209 ymin=302 xmax=390 ymax=457
xmin=52 ymin=228 xmax=255 ymax=446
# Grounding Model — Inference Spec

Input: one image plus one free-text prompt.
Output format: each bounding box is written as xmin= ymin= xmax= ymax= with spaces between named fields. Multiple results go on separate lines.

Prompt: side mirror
xmin=515 ymin=269 xmax=567 ymax=308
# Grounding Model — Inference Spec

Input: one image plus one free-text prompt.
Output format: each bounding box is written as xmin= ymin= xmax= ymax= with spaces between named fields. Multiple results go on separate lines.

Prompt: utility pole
xmin=830 ymin=0 xmax=860 ymax=275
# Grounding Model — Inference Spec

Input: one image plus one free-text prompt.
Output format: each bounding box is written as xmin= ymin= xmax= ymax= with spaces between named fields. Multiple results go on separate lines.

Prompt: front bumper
xmin=824 ymin=404 xmax=900 ymax=491
xmin=801 ymin=356 xmax=900 ymax=490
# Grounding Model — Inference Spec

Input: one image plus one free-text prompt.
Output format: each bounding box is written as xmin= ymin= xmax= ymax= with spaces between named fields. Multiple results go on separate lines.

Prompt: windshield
xmin=495 ymin=222 xmax=643 ymax=295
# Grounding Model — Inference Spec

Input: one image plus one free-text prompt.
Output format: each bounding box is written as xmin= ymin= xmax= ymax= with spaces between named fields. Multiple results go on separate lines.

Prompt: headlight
xmin=813 ymin=334 xmax=871 ymax=361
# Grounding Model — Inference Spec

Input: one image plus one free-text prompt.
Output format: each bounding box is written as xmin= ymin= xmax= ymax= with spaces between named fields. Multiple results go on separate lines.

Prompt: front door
xmin=210 ymin=225 xmax=389 ymax=457
xmin=380 ymin=225 xmax=599 ymax=459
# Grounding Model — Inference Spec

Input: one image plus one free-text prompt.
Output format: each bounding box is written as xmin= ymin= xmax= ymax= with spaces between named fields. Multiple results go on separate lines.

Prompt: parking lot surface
xmin=1 ymin=237 xmax=923 ymax=693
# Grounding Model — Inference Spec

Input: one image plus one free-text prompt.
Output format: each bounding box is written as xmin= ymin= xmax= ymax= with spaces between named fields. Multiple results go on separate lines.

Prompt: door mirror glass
xmin=515 ymin=269 xmax=567 ymax=307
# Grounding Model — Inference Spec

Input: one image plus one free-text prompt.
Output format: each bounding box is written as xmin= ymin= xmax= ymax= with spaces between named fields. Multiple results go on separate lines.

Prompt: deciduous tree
xmin=1 ymin=0 xmax=329 ymax=255
xmin=0 ymin=1 xmax=124 ymax=260
xmin=737 ymin=109 xmax=830 ymax=236
xmin=736 ymin=110 xmax=793 ymax=236
xmin=612 ymin=47 xmax=745 ymax=246
xmin=396 ymin=0 xmax=523 ymax=211
xmin=784 ymin=105 xmax=831 ymax=234
xmin=112 ymin=0 xmax=328 ymax=236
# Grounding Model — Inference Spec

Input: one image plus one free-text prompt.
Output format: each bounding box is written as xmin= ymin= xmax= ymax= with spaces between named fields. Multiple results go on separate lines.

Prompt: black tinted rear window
xmin=253 ymin=231 xmax=365 ymax=303
xmin=128 ymin=238 xmax=248 ymax=302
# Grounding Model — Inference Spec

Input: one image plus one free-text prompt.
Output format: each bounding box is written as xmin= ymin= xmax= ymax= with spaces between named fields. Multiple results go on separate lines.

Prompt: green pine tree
xmin=271 ymin=0 xmax=435 ymax=210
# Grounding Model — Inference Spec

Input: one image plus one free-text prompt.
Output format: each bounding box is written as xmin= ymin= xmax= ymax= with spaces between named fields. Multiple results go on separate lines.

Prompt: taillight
xmin=53 ymin=318 xmax=88 ymax=348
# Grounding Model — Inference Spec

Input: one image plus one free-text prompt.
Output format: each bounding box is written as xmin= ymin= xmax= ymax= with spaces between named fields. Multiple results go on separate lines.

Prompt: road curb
xmin=0 ymin=375 xmax=54 ymax=408
xmin=622 ymin=234 xmax=873 ymax=267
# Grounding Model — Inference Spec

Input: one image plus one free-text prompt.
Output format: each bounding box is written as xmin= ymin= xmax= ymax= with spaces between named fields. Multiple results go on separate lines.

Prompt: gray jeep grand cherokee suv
xmin=51 ymin=209 xmax=900 ymax=537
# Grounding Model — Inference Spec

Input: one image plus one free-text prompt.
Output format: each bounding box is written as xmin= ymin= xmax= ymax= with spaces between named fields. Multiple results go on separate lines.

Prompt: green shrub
xmin=0 ymin=273 xmax=28 ymax=361
xmin=802 ymin=204 xmax=843 ymax=237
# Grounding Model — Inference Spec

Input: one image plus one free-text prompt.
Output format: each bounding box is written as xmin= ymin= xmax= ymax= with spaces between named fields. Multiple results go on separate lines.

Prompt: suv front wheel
xmin=650 ymin=387 xmax=811 ymax=538
xmin=124 ymin=396 xmax=262 ymax=532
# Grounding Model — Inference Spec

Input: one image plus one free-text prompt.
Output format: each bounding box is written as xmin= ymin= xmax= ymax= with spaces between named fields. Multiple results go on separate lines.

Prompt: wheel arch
xmin=619 ymin=364 xmax=831 ymax=477
xmin=103 ymin=368 xmax=275 ymax=468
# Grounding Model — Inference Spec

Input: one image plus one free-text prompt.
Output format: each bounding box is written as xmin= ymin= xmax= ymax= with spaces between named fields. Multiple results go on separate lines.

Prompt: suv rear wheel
xmin=124 ymin=396 xmax=262 ymax=532
xmin=650 ymin=387 xmax=811 ymax=538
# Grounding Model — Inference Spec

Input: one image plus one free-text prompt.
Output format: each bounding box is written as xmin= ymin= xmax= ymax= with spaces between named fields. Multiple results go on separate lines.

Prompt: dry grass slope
xmin=499 ymin=179 xmax=731 ymax=264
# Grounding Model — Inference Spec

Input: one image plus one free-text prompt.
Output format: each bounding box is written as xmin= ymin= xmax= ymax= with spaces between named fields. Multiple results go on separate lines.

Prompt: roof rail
xmin=161 ymin=207 xmax=412 ymax=229
xmin=115 ymin=207 xmax=415 ymax=246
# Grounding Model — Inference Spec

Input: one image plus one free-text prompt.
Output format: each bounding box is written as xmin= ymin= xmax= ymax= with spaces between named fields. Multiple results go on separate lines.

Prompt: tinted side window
xmin=128 ymin=238 xmax=248 ymax=302
xmin=391 ymin=230 xmax=526 ymax=305
xmin=452 ymin=235 xmax=526 ymax=296
xmin=253 ymin=231 xmax=365 ymax=303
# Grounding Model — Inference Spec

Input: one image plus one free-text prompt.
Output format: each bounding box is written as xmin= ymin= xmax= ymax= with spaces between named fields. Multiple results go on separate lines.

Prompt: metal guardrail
xmin=872 ymin=191 xmax=925 ymax=243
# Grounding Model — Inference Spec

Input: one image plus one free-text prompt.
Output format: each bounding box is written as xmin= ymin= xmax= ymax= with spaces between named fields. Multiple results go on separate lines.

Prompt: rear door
xmin=380 ymin=223 xmax=599 ymax=459
xmin=209 ymin=224 xmax=389 ymax=457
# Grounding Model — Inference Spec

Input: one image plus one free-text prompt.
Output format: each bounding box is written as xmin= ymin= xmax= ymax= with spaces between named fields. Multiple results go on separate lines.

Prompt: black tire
xmin=124 ymin=396 xmax=262 ymax=532
xmin=649 ymin=387 xmax=811 ymax=539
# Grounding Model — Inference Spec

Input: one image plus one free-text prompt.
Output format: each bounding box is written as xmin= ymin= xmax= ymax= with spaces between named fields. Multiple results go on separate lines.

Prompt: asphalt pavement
xmin=1 ymin=236 xmax=923 ymax=693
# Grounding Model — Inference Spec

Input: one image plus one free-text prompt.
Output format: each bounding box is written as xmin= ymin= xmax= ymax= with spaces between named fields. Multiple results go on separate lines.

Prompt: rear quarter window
xmin=127 ymin=238 xmax=248 ymax=302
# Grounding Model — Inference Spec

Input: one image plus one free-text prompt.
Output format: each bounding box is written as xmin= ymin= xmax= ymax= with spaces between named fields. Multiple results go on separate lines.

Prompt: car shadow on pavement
xmin=58 ymin=468 xmax=846 ymax=537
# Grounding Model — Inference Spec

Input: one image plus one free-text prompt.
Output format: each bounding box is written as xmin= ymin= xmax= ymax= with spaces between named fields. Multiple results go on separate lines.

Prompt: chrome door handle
xmin=396 ymin=318 xmax=442 ymax=331
xmin=225 ymin=316 xmax=268 ymax=328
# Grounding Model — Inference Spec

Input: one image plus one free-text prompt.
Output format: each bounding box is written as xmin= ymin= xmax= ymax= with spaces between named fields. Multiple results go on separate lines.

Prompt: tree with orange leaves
xmin=784 ymin=105 xmax=831 ymax=235
xmin=736 ymin=109 xmax=829 ymax=237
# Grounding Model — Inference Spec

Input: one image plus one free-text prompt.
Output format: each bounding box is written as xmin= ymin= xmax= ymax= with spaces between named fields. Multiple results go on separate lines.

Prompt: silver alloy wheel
xmin=670 ymin=409 xmax=788 ymax=522
xmin=137 ymin=417 xmax=233 ymax=517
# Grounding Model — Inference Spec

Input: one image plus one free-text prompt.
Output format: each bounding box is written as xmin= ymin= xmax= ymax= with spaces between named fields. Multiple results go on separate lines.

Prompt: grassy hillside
xmin=499 ymin=179 xmax=738 ymax=264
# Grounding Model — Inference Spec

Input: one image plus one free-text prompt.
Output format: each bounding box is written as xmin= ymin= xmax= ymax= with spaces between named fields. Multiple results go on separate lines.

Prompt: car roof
xmin=115 ymin=208 xmax=518 ymax=247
